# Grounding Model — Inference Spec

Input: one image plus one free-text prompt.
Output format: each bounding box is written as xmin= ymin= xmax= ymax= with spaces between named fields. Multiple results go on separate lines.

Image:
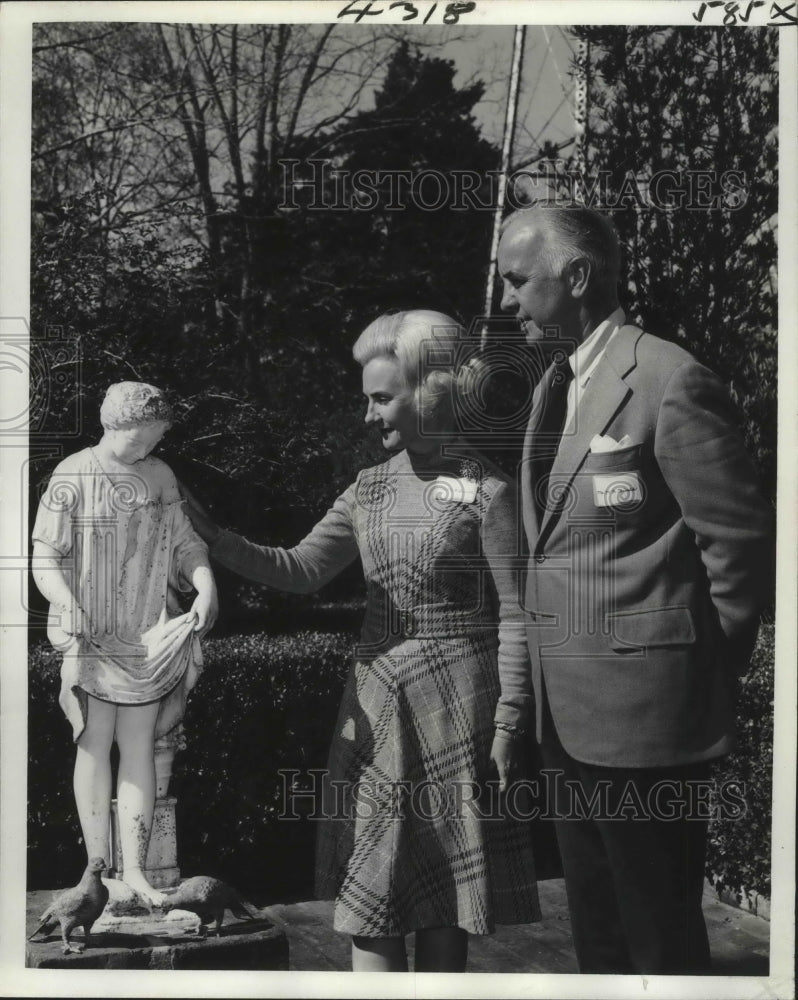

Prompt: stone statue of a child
xmin=32 ymin=381 xmax=217 ymax=905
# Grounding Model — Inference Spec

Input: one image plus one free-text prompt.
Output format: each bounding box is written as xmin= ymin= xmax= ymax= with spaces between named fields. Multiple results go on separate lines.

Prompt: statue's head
xmin=100 ymin=381 xmax=174 ymax=431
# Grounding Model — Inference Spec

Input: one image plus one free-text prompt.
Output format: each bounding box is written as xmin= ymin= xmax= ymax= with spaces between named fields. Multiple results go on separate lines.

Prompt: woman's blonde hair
xmin=353 ymin=310 xmax=486 ymax=425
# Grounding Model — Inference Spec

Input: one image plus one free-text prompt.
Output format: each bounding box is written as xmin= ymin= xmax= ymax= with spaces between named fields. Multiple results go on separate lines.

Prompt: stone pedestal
xmin=26 ymin=889 xmax=289 ymax=969
xmin=109 ymin=796 xmax=180 ymax=889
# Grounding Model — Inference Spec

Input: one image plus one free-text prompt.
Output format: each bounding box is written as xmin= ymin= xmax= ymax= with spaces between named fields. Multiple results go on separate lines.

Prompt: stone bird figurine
xmin=29 ymin=857 xmax=109 ymax=954
xmin=161 ymin=876 xmax=257 ymax=935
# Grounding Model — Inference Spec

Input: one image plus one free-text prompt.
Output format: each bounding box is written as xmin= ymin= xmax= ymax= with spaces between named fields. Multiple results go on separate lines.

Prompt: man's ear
xmin=566 ymin=257 xmax=590 ymax=299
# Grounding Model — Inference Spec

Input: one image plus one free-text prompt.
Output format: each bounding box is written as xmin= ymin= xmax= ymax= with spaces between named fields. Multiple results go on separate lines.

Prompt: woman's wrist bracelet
xmin=494 ymin=721 xmax=525 ymax=739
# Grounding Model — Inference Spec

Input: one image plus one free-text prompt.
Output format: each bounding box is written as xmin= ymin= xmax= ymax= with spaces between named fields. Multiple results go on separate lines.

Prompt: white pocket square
xmin=590 ymin=433 xmax=632 ymax=453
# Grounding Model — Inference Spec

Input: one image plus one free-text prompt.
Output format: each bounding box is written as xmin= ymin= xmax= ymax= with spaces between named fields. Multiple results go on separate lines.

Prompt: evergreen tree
xmin=572 ymin=26 xmax=777 ymax=496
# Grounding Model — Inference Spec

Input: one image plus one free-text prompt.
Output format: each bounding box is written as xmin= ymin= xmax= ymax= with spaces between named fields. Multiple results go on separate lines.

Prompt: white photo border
xmin=1 ymin=2 xmax=794 ymax=997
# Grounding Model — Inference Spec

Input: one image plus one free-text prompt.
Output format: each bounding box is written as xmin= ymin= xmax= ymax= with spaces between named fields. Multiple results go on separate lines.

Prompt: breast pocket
xmin=583 ymin=443 xmax=642 ymax=472
xmin=582 ymin=445 xmax=646 ymax=514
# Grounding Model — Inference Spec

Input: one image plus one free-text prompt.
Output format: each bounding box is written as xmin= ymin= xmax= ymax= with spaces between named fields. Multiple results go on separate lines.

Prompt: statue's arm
xmin=31 ymin=540 xmax=88 ymax=637
xmin=187 ymin=562 xmax=218 ymax=638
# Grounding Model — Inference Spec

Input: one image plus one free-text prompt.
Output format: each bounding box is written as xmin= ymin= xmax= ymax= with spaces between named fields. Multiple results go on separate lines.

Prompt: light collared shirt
xmin=562 ymin=307 xmax=626 ymax=437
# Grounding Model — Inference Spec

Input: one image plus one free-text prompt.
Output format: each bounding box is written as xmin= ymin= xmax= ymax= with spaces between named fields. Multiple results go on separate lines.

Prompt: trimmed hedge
xmin=27 ymin=630 xmax=353 ymax=898
xmin=707 ymin=623 xmax=774 ymax=900
xmin=28 ymin=625 xmax=774 ymax=902
xmin=172 ymin=631 xmax=352 ymax=899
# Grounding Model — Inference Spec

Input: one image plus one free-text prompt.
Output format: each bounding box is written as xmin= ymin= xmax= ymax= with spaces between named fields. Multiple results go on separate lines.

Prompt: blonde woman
xmin=184 ymin=311 xmax=540 ymax=971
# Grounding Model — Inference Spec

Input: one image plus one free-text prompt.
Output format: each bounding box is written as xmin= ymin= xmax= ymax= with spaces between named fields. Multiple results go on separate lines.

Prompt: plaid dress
xmin=212 ymin=448 xmax=540 ymax=936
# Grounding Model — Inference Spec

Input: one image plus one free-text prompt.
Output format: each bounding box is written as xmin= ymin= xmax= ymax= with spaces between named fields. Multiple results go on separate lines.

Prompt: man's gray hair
xmin=502 ymin=205 xmax=621 ymax=291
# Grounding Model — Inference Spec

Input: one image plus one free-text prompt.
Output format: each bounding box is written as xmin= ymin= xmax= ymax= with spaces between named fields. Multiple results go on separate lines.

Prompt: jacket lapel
xmin=537 ymin=326 xmax=641 ymax=541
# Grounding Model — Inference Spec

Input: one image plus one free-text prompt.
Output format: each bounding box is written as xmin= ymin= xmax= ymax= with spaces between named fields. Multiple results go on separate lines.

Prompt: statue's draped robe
xmin=33 ymin=449 xmax=208 ymax=741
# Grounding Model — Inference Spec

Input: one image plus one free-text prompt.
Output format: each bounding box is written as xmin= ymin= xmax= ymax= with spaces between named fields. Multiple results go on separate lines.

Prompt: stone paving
xmin=262 ymin=878 xmax=771 ymax=974
xmin=25 ymin=877 xmax=770 ymax=974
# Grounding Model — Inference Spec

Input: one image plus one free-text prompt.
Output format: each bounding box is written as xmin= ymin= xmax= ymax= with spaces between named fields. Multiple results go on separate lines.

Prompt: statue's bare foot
xmin=121 ymin=869 xmax=167 ymax=908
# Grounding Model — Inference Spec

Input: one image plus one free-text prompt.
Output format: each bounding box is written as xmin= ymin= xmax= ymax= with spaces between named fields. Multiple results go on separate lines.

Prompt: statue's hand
xmin=57 ymin=602 xmax=90 ymax=639
xmin=178 ymin=480 xmax=221 ymax=544
xmin=190 ymin=586 xmax=219 ymax=638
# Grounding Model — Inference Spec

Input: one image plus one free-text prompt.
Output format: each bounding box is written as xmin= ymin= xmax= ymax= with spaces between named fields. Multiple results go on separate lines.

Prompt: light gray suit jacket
xmin=521 ymin=325 xmax=773 ymax=767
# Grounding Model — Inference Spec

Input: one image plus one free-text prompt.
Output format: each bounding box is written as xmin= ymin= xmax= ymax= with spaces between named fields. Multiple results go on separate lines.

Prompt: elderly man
xmin=497 ymin=205 xmax=773 ymax=974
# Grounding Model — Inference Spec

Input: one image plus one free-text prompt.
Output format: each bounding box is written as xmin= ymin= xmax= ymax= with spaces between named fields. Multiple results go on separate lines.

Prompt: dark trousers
xmin=539 ymin=692 xmax=712 ymax=974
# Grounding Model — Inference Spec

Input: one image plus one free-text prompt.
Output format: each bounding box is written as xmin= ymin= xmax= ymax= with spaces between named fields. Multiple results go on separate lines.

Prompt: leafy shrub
xmin=706 ymin=624 xmax=774 ymax=899
xmin=27 ymin=646 xmax=84 ymax=887
xmin=173 ymin=631 xmax=352 ymax=899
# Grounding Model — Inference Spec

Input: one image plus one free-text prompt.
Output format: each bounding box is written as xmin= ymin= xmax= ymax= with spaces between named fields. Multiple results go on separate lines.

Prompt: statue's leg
xmin=74 ymin=695 xmax=116 ymax=864
xmin=115 ymin=701 xmax=167 ymax=906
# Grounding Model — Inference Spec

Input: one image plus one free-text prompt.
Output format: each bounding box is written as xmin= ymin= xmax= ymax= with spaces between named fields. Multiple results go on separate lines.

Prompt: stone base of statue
xmin=95 ymin=875 xmax=201 ymax=935
xmin=27 ymin=722 xmax=288 ymax=968
xmin=108 ymin=795 xmax=180 ymax=889
xmin=26 ymin=884 xmax=289 ymax=969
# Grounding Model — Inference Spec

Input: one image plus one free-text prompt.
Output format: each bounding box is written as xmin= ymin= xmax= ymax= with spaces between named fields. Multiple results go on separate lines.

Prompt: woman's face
xmin=106 ymin=421 xmax=170 ymax=465
xmin=362 ymin=356 xmax=424 ymax=453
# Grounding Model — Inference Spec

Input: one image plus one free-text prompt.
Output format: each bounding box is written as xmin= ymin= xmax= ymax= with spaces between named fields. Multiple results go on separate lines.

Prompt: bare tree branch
xmin=285 ymin=24 xmax=336 ymax=148
xmin=32 ymin=25 xmax=128 ymax=54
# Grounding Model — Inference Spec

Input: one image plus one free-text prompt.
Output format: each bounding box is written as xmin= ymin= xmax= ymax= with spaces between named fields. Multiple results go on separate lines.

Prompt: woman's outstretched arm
xmin=181 ymin=480 xmax=360 ymax=595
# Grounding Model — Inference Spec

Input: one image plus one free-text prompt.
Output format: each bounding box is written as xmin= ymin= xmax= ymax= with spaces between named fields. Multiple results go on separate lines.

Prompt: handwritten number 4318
xmin=338 ymin=1 xmax=477 ymax=23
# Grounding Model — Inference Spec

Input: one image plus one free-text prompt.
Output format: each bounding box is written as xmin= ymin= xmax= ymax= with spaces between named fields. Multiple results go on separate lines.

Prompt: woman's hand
xmin=490 ymin=731 xmax=520 ymax=793
xmin=178 ymin=480 xmax=221 ymax=545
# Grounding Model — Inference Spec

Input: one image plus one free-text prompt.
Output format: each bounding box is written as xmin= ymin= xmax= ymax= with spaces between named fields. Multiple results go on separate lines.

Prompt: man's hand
xmin=490 ymin=731 xmax=520 ymax=793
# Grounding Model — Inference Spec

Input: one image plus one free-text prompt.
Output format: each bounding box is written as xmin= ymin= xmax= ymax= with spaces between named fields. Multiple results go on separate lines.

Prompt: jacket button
xmin=534 ymin=554 xmax=546 ymax=564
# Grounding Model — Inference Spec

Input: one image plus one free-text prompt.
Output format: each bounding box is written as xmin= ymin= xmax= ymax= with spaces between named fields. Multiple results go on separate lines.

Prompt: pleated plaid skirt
xmin=314 ymin=629 xmax=541 ymax=937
